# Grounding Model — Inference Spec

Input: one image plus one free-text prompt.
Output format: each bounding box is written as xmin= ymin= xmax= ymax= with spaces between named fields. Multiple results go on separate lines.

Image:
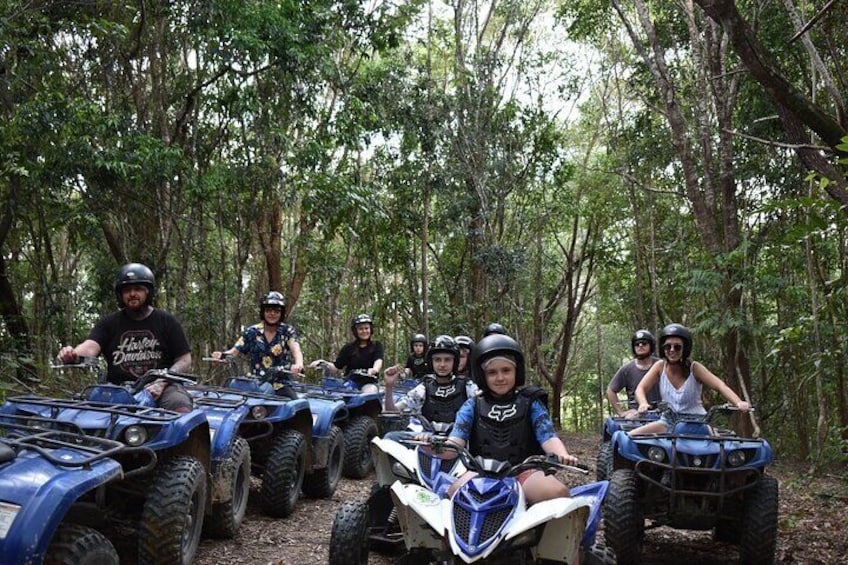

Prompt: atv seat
xmin=84 ymin=385 xmax=136 ymax=405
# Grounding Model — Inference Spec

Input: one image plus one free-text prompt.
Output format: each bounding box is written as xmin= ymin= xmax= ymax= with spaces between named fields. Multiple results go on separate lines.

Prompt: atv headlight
xmin=26 ymin=419 xmax=50 ymax=430
xmin=124 ymin=425 xmax=149 ymax=446
xmin=648 ymin=446 xmax=667 ymax=463
xmin=727 ymin=450 xmax=747 ymax=467
xmin=251 ymin=406 xmax=268 ymax=420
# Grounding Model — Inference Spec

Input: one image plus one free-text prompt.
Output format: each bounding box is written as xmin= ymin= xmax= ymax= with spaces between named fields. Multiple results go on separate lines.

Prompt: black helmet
xmin=260 ymin=291 xmax=286 ymax=320
xmin=470 ymin=333 xmax=525 ymax=393
xmin=114 ymin=263 xmax=156 ymax=308
xmin=483 ymin=322 xmax=507 ymax=337
xmin=631 ymin=329 xmax=656 ymax=355
xmin=426 ymin=335 xmax=459 ymax=372
xmin=659 ymin=323 xmax=692 ymax=360
xmin=350 ymin=313 xmax=373 ymax=338
xmin=454 ymin=335 xmax=474 ymax=350
xmin=409 ymin=333 xmax=427 ymax=351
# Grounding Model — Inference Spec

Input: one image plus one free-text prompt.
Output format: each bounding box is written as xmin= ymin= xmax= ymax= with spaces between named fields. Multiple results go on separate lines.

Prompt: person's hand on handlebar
xmin=57 ymin=346 xmax=78 ymax=364
xmin=553 ymin=452 xmax=579 ymax=466
xmin=145 ymin=378 xmax=167 ymax=399
xmin=289 ymin=363 xmax=304 ymax=375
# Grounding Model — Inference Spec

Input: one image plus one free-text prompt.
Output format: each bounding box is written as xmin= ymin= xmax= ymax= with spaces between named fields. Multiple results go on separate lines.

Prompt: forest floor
xmin=192 ymin=431 xmax=848 ymax=564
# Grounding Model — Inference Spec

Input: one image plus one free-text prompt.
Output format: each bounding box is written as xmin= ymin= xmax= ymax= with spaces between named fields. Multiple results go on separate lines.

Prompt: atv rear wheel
xmin=45 ymin=523 xmax=119 ymax=565
xmin=138 ymin=455 xmax=207 ymax=565
xmin=596 ymin=442 xmax=612 ymax=481
xmin=303 ymin=424 xmax=344 ymax=498
xmin=738 ymin=475 xmax=778 ymax=564
xmin=603 ymin=469 xmax=644 ymax=565
xmin=342 ymin=416 xmax=378 ymax=479
xmin=329 ymin=500 xmax=369 ymax=565
xmin=205 ymin=436 xmax=251 ymax=538
xmin=260 ymin=429 xmax=307 ymax=518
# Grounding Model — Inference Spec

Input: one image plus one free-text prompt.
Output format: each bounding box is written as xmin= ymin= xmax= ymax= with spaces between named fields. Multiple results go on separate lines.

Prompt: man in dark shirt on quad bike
xmin=57 ymin=262 xmax=193 ymax=412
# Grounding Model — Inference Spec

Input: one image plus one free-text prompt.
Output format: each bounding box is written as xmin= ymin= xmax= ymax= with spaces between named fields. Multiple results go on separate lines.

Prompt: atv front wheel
xmin=603 ymin=469 xmax=644 ymax=565
xmin=139 ymin=455 xmax=207 ymax=565
xmin=738 ymin=474 xmax=779 ymax=563
xmin=205 ymin=436 xmax=251 ymax=538
xmin=596 ymin=442 xmax=612 ymax=481
xmin=303 ymin=424 xmax=344 ymax=498
xmin=580 ymin=541 xmax=617 ymax=565
xmin=260 ymin=429 xmax=307 ymax=518
xmin=329 ymin=500 xmax=369 ymax=565
xmin=342 ymin=416 xmax=378 ymax=479
xmin=45 ymin=523 xmax=120 ymax=565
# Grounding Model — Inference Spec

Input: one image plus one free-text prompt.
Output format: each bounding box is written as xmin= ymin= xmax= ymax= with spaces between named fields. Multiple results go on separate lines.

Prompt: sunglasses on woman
xmin=663 ymin=343 xmax=683 ymax=352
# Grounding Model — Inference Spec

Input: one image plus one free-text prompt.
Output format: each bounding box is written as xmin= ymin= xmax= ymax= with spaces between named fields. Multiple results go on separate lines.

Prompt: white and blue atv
xmin=387 ymin=441 xmax=611 ymax=564
xmin=328 ymin=424 xmax=466 ymax=564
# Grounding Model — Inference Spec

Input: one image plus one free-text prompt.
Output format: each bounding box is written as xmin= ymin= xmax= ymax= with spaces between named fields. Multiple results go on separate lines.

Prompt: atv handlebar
xmin=406 ymin=438 xmax=586 ymax=478
xmin=131 ymin=369 xmax=197 ymax=393
xmin=50 ymin=355 xmax=101 ymax=370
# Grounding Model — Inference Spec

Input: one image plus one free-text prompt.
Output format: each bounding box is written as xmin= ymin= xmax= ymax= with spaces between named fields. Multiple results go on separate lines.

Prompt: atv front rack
xmin=0 ymin=415 xmax=131 ymax=469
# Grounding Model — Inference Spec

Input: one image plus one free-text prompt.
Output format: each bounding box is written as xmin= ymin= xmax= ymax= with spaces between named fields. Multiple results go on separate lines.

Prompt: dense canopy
xmin=2 ymin=0 xmax=847 ymax=465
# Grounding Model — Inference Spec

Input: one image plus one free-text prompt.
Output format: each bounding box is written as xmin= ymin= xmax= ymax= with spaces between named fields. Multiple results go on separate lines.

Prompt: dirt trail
xmin=194 ymin=432 xmax=848 ymax=564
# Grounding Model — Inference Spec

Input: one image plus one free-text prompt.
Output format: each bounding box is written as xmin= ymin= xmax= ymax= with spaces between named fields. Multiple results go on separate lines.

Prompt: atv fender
xmin=519 ymin=500 xmax=589 ymax=564
xmin=372 ymin=437 xmax=418 ymax=485
xmin=389 ymin=483 xmax=447 ymax=550
xmin=0 ymin=452 xmax=123 ymax=562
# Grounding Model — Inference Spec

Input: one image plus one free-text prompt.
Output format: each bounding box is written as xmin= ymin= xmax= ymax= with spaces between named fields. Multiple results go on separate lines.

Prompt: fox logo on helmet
xmin=435 ymin=384 xmax=456 ymax=398
xmin=487 ymin=404 xmax=517 ymax=422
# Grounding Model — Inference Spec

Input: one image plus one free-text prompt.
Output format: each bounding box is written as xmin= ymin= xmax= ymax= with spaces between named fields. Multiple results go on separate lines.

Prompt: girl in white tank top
xmin=659 ymin=361 xmax=706 ymax=415
xmin=628 ymin=324 xmax=750 ymax=435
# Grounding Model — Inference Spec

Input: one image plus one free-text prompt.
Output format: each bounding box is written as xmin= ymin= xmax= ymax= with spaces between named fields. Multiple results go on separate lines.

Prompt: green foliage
xmin=2 ymin=0 xmax=847 ymax=463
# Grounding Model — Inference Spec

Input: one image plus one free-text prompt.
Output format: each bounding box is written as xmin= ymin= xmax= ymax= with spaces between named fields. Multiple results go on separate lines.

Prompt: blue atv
xmin=298 ymin=365 xmax=383 ymax=479
xmin=187 ymin=380 xmax=314 ymax=535
xmin=0 ymin=414 xmax=134 ymax=564
xmin=596 ymin=405 xmax=660 ymax=481
xmin=3 ymin=364 xmax=211 ymax=565
xmin=200 ymin=360 xmax=347 ymax=500
xmin=604 ymin=403 xmax=777 ymax=564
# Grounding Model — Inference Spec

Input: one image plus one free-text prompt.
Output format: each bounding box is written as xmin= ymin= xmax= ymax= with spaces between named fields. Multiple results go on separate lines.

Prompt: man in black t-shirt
xmin=57 ymin=263 xmax=193 ymax=412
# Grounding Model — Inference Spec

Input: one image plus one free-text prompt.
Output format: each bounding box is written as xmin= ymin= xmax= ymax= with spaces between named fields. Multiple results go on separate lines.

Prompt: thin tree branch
xmin=724 ymin=128 xmax=833 ymax=152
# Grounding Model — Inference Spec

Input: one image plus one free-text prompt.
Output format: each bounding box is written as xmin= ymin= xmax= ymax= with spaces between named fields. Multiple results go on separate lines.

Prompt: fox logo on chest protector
xmin=487 ymin=404 xmax=517 ymax=422
xmin=435 ymin=384 xmax=456 ymax=397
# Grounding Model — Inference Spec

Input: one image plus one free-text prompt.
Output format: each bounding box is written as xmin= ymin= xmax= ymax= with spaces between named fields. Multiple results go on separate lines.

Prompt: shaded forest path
xmin=193 ymin=431 xmax=847 ymax=564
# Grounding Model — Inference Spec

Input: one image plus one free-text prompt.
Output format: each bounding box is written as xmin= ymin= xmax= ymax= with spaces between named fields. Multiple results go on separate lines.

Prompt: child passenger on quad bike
xmin=382 ymin=335 xmax=478 ymax=440
xmin=309 ymin=313 xmax=383 ymax=394
xmin=444 ymin=334 xmax=580 ymax=505
xmin=384 ymin=333 xmax=430 ymax=381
